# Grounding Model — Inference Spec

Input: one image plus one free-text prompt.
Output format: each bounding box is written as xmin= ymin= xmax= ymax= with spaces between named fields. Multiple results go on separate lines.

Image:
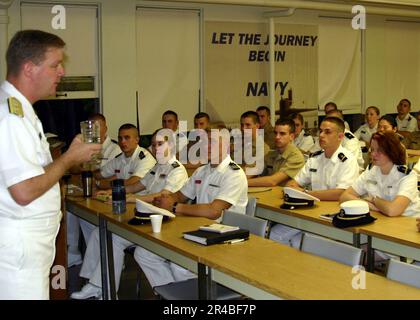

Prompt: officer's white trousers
xmin=0 ymin=215 xmax=61 ymax=299
xmin=133 ymin=246 xmax=196 ymax=288
xmin=79 ymin=228 xmax=132 ymax=290
xmin=66 ymin=211 xmax=95 ymax=249
xmin=269 ymin=224 xmax=302 ymax=248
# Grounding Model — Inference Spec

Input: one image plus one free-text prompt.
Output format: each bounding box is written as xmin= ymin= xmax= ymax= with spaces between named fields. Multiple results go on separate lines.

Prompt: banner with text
xmin=205 ymin=22 xmax=318 ymax=123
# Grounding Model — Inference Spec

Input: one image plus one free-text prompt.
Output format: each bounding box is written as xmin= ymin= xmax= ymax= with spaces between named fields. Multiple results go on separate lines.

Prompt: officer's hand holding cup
xmin=80 ymin=120 xmax=102 ymax=165
xmin=65 ymin=134 xmax=102 ymax=168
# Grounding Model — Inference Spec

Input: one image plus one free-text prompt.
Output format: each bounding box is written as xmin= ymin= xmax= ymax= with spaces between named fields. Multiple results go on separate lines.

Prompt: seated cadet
xmin=289 ymin=112 xmax=314 ymax=155
xmin=340 ymin=131 xmax=420 ymax=216
xmin=67 ymin=113 xmax=121 ymax=267
xmin=403 ymin=112 xmax=420 ymax=156
xmin=133 ymin=129 xmax=248 ymax=289
xmin=326 ymin=109 xmax=364 ymax=171
xmin=354 ymin=106 xmax=380 ymax=146
xmin=70 ymin=129 xmax=188 ymax=299
xmin=256 ymin=105 xmax=275 ymax=149
xmin=270 ymin=117 xmax=359 ymax=248
xmin=248 ymin=119 xmax=304 ymax=187
xmin=231 ymin=111 xmax=270 ymax=177
xmin=377 ymin=115 xmax=412 ymax=158
xmin=184 ymin=112 xmax=211 ymax=170
xmin=94 ymin=123 xmax=156 ymax=189
xmin=395 ymin=98 xmax=417 ymax=136
xmin=323 ymin=101 xmax=350 ymax=131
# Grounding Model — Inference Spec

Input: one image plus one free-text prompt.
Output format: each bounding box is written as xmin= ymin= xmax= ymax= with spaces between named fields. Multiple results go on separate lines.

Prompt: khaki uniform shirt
xmin=264 ymin=143 xmax=305 ymax=179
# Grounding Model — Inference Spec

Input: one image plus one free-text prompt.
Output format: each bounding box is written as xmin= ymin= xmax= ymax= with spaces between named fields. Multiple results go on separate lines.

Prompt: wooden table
xmin=66 ymin=197 xmax=420 ymax=300
xmin=359 ymin=215 xmax=420 ymax=271
xmin=253 ymin=187 xmax=368 ymax=247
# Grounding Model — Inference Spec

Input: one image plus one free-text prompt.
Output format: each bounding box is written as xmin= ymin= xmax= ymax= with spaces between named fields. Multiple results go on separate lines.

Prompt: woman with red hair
xmin=340 ymin=131 xmax=420 ymax=217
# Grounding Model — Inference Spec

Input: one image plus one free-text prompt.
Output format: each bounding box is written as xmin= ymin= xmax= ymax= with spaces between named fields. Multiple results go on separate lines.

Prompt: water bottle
xmin=81 ymin=171 xmax=93 ymax=197
xmin=112 ymin=179 xmax=126 ymax=214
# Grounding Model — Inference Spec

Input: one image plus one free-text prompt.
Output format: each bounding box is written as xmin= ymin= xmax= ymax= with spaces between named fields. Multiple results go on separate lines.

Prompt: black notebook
xmin=183 ymin=228 xmax=249 ymax=246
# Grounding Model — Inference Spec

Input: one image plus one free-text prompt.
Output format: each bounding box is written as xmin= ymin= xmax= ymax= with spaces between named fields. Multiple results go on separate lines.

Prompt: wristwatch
xmin=172 ymin=202 xmax=178 ymax=214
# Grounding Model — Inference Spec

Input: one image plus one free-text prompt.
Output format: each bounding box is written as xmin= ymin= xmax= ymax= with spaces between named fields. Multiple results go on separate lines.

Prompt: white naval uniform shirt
xmin=295 ymin=145 xmax=359 ymax=191
xmin=101 ymin=145 xmax=156 ymax=180
xmin=352 ymin=165 xmax=420 ymax=217
xmin=100 ymin=136 xmax=122 ymax=167
xmin=343 ymin=130 xmax=364 ymax=171
xmin=354 ymin=123 xmax=377 ymax=143
xmin=0 ymin=81 xmax=60 ymax=220
xmin=396 ymin=113 xmax=417 ymax=132
xmin=180 ymin=155 xmax=248 ymax=217
xmin=294 ymin=130 xmax=314 ymax=153
xmin=138 ymin=157 xmax=188 ymax=195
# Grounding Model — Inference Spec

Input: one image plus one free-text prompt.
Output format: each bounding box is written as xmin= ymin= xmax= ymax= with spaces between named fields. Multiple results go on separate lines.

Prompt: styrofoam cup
xmin=150 ymin=214 xmax=163 ymax=233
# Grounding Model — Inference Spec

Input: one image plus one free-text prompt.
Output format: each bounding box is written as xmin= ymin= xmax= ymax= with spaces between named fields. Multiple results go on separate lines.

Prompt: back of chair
xmin=245 ymin=197 xmax=257 ymax=217
xmin=300 ymin=233 xmax=363 ymax=267
xmin=386 ymin=259 xmax=420 ymax=289
xmin=222 ymin=210 xmax=268 ymax=237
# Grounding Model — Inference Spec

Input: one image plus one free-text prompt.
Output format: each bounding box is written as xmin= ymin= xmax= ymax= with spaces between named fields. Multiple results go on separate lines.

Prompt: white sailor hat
xmin=281 ymin=187 xmax=320 ymax=210
xmin=332 ymin=200 xmax=376 ymax=228
xmin=128 ymin=199 xmax=175 ymax=225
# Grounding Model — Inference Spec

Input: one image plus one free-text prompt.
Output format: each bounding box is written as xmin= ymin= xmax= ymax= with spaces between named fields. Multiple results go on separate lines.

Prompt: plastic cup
xmin=150 ymin=214 xmax=163 ymax=233
xmin=80 ymin=120 xmax=101 ymax=166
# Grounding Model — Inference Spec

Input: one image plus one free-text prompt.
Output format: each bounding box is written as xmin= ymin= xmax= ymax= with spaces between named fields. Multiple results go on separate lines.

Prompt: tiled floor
xmin=68 ymin=252 xmax=156 ymax=300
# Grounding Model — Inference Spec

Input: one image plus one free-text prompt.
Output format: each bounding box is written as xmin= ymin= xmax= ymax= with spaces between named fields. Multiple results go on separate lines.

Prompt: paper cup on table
xmin=150 ymin=214 xmax=163 ymax=233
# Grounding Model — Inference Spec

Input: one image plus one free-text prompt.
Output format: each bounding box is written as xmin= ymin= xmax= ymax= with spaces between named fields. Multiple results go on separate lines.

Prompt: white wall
xmin=4 ymin=0 xmax=420 ymax=138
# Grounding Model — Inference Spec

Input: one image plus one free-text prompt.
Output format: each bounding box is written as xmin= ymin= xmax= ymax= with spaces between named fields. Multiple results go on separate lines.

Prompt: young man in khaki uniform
xmin=248 ymin=119 xmax=304 ymax=187
xmin=256 ymin=106 xmax=275 ymax=149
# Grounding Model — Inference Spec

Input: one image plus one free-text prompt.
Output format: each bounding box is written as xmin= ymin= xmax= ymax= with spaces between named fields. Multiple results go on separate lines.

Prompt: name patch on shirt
xmin=195 ymin=180 xmax=202 ymax=184
xmin=160 ymin=174 xmax=167 ymax=178
xmin=114 ymin=169 xmax=120 ymax=174
xmin=309 ymin=168 xmax=317 ymax=172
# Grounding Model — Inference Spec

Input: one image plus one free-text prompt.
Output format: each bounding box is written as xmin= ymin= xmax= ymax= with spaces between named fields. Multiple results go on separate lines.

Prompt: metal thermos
xmin=112 ymin=179 xmax=126 ymax=214
xmin=81 ymin=171 xmax=93 ymax=197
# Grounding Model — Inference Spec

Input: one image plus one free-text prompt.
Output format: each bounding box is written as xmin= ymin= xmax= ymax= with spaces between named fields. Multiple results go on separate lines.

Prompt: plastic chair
xmin=245 ymin=197 xmax=257 ymax=217
xmin=153 ymin=211 xmax=268 ymax=300
xmin=299 ymin=233 xmax=363 ymax=267
xmin=385 ymin=259 xmax=420 ymax=289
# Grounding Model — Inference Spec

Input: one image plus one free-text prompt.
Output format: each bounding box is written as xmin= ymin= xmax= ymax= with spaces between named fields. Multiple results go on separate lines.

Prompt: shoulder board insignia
xmin=229 ymin=162 xmax=240 ymax=170
xmin=397 ymin=165 xmax=411 ymax=175
xmin=111 ymin=139 xmax=118 ymax=144
xmin=115 ymin=153 xmax=123 ymax=158
xmin=310 ymin=150 xmax=324 ymax=158
xmin=171 ymin=161 xmax=180 ymax=169
xmin=344 ymin=132 xmax=355 ymax=139
xmin=368 ymin=163 xmax=373 ymax=170
xmin=139 ymin=151 xmax=146 ymax=160
xmin=7 ymin=97 xmax=24 ymax=117
xmin=361 ymin=130 xmax=366 ymax=134
xmin=303 ymin=132 xmax=311 ymax=136
xmin=338 ymin=152 xmax=347 ymax=162
xmin=407 ymin=116 xmax=412 ymax=121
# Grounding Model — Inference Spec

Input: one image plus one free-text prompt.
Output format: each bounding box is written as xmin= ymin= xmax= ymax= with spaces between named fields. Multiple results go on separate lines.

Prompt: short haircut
xmin=324 ymin=101 xmax=338 ymax=111
xmin=321 ymin=116 xmax=345 ymax=133
xmin=119 ymin=123 xmax=139 ymax=136
xmin=371 ymin=132 xmax=406 ymax=165
xmin=379 ymin=115 xmax=397 ymax=129
xmin=88 ymin=113 xmax=106 ymax=122
xmin=162 ymin=110 xmax=178 ymax=120
xmin=275 ymin=118 xmax=296 ymax=133
xmin=400 ymin=98 xmax=411 ymax=108
xmin=6 ymin=30 xmax=65 ymax=78
xmin=366 ymin=106 xmax=380 ymax=115
xmin=194 ymin=112 xmax=210 ymax=121
xmin=289 ymin=112 xmax=304 ymax=124
xmin=326 ymin=109 xmax=344 ymax=119
xmin=256 ymin=106 xmax=270 ymax=115
xmin=240 ymin=111 xmax=259 ymax=124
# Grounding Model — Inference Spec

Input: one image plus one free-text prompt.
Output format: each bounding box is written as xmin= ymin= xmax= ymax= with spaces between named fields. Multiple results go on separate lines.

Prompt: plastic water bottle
xmin=112 ymin=179 xmax=126 ymax=214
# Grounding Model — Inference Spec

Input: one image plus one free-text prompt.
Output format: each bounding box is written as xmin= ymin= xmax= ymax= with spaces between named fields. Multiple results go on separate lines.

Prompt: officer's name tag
xmin=367 ymin=180 xmax=377 ymax=185
xmin=195 ymin=180 xmax=201 ymax=184
xmin=8 ymin=97 xmax=24 ymax=117
xmin=309 ymin=168 xmax=317 ymax=172
xmin=209 ymin=184 xmax=220 ymax=188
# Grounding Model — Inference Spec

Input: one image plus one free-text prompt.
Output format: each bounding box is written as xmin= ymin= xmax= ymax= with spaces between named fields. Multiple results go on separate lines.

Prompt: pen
xmin=224 ymin=238 xmax=246 ymax=244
